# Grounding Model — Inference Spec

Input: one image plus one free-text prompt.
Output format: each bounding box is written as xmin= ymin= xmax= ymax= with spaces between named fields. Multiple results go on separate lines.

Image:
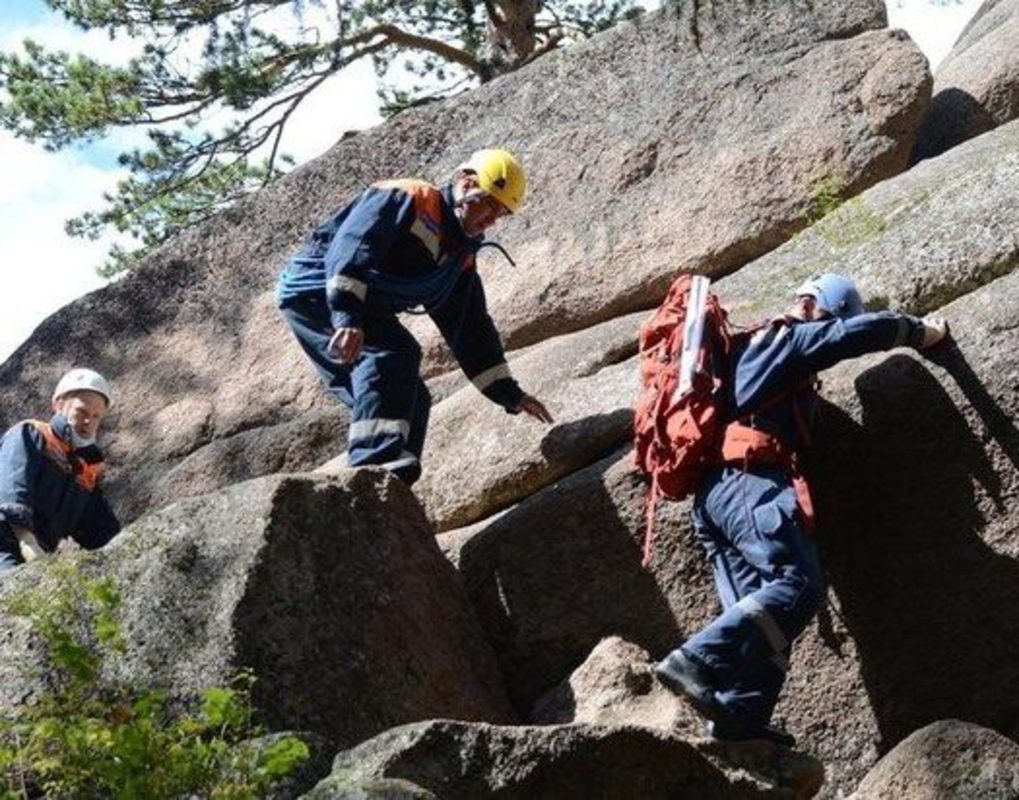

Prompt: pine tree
xmin=0 ymin=0 xmax=640 ymax=275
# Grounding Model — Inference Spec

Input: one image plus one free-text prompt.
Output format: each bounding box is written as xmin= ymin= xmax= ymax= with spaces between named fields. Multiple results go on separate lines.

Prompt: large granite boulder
xmin=0 ymin=0 xmax=929 ymax=525
xmin=312 ymin=719 xmax=802 ymax=799
xmin=913 ymin=0 xmax=1019 ymax=161
xmin=849 ymin=720 xmax=1019 ymax=799
xmin=710 ymin=116 xmax=1019 ymax=326
xmin=149 ymin=406 xmax=349 ymax=509
xmin=530 ymin=636 xmax=692 ymax=730
xmin=530 ymin=637 xmax=824 ymax=799
xmin=0 ymin=470 xmax=513 ymax=747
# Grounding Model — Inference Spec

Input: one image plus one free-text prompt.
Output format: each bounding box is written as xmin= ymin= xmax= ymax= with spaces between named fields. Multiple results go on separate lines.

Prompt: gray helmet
xmin=794 ymin=273 xmax=864 ymax=319
xmin=52 ymin=368 xmax=112 ymax=407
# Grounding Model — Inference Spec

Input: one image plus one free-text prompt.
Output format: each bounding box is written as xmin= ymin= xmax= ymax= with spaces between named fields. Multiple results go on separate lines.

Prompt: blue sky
xmin=0 ymin=0 xmax=986 ymax=363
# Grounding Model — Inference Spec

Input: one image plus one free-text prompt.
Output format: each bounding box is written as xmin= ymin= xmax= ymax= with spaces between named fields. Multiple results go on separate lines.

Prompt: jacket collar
xmin=441 ymin=183 xmax=485 ymax=250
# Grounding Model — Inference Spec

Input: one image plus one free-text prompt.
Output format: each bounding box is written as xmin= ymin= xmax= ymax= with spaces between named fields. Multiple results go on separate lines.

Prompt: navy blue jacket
xmin=0 ymin=414 xmax=120 ymax=553
xmin=278 ymin=180 xmax=524 ymax=411
xmin=731 ymin=311 xmax=927 ymax=449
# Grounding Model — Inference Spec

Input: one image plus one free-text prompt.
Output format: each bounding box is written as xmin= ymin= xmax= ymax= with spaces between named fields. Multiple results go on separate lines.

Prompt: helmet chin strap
xmin=453 ymin=188 xmax=490 ymax=237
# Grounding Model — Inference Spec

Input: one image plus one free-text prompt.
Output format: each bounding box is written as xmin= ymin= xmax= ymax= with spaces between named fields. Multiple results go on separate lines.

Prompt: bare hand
xmin=13 ymin=526 xmax=45 ymax=562
xmin=516 ymin=394 xmax=554 ymax=423
xmin=328 ymin=327 xmax=364 ymax=363
xmin=919 ymin=316 xmax=949 ymax=349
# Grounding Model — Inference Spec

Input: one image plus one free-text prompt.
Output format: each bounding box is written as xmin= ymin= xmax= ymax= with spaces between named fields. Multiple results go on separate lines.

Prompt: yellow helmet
xmin=461 ymin=148 xmax=527 ymax=214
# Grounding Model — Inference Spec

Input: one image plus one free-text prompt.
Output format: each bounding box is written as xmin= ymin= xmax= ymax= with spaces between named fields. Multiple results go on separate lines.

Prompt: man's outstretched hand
xmin=919 ymin=316 xmax=950 ymax=349
xmin=328 ymin=327 xmax=364 ymax=363
xmin=517 ymin=394 xmax=554 ymax=423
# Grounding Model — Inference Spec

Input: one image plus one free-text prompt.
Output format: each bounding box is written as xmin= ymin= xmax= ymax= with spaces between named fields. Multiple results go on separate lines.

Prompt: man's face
xmin=455 ymin=175 xmax=511 ymax=237
xmin=790 ymin=294 xmax=828 ymax=321
xmin=53 ymin=390 xmax=108 ymax=441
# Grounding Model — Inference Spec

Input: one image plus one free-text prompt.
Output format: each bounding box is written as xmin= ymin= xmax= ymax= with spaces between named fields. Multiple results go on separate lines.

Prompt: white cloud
xmin=0 ymin=17 xmax=142 ymax=64
xmin=0 ymin=132 xmax=125 ymax=361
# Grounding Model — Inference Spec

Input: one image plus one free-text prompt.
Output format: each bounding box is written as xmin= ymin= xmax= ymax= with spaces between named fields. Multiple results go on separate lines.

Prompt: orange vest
xmin=25 ymin=420 xmax=105 ymax=492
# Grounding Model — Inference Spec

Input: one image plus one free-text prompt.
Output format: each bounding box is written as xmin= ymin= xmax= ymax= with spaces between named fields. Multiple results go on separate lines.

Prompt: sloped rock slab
xmin=416 ymin=311 xmax=642 ymax=531
xmin=849 ymin=719 xmax=1019 ymax=799
xmin=148 ymin=406 xmax=349 ymax=511
xmin=713 ymin=116 xmax=1019 ymax=326
xmin=316 ymin=719 xmax=801 ymax=799
xmin=0 ymin=470 xmax=513 ymax=748
xmin=913 ymin=0 xmax=1019 ymax=161
xmin=0 ymin=0 xmax=929 ymax=526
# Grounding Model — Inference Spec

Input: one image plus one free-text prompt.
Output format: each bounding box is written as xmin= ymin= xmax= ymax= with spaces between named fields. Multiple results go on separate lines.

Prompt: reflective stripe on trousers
xmin=676 ymin=465 xmax=824 ymax=724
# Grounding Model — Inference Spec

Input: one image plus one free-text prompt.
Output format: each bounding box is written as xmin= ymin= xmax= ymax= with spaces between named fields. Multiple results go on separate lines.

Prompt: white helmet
xmin=52 ymin=368 xmax=112 ymax=407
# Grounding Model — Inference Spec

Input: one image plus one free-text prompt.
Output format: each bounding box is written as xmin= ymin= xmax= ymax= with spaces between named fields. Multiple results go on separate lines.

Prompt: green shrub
xmin=0 ymin=565 xmax=308 ymax=799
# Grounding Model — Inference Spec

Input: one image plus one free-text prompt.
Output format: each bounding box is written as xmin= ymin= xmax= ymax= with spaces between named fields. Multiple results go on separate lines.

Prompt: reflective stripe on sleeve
xmin=327 ymin=275 xmax=368 ymax=302
xmin=471 ymin=363 xmax=513 ymax=392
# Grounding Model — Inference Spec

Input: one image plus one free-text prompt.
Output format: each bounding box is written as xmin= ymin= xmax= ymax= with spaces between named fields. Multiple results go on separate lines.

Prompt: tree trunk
xmin=483 ymin=0 xmax=541 ymax=79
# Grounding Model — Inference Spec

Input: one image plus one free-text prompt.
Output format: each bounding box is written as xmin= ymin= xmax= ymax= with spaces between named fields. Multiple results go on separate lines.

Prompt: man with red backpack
xmin=651 ymin=273 xmax=948 ymax=746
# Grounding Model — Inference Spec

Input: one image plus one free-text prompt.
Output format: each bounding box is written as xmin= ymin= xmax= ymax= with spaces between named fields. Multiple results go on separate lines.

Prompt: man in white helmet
xmin=277 ymin=148 xmax=553 ymax=485
xmin=0 ymin=368 xmax=121 ymax=569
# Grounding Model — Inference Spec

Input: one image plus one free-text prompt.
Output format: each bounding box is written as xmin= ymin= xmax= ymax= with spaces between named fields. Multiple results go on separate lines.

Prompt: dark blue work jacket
xmin=277 ymin=180 xmax=523 ymax=411
xmin=0 ymin=413 xmax=120 ymax=553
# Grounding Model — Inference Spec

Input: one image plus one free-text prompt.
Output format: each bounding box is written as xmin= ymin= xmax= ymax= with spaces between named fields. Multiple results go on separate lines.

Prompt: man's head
xmin=52 ymin=369 xmax=112 ymax=445
xmin=791 ymin=273 xmax=864 ymax=321
xmin=453 ymin=148 xmax=526 ymax=237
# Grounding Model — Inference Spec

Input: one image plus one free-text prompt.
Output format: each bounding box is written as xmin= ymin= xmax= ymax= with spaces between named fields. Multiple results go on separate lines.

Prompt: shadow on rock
xmin=537 ymin=409 xmax=633 ymax=464
xmin=912 ymin=87 xmax=996 ymax=164
xmin=811 ymin=352 xmax=1019 ymax=751
xmin=449 ymin=451 xmax=682 ymax=716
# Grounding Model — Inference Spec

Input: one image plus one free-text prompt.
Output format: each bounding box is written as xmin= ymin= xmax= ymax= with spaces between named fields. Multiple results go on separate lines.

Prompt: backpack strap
xmin=643 ymin=473 xmax=661 ymax=568
xmin=717 ymin=374 xmax=818 ymax=535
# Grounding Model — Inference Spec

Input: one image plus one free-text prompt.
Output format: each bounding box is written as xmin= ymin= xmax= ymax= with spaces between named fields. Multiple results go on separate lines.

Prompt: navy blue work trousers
xmin=278 ymin=292 xmax=431 ymax=485
xmin=673 ymin=465 xmax=824 ymax=726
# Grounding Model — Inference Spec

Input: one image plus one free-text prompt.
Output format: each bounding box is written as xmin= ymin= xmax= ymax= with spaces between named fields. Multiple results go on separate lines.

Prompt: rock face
xmin=427 ymin=117 xmax=1019 ymax=535
xmin=149 ymin=407 xmax=349 ymax=510
xmin=849 ymin=720 xmax=1019 ymax=800
xmin=0 ymin=0 xmax=929 ymax=526
xmin=913 ymin=0 xmax=1019 ymax=161
xmin=418 ymin=312 xmax=641 ymax=531
xmin=315 ymin=719 xmax=791 ymax=799
xmin=530 ymin=636 xmax=691 ymax=730
xmin=0 ymin=471 xmax=513 ymax=747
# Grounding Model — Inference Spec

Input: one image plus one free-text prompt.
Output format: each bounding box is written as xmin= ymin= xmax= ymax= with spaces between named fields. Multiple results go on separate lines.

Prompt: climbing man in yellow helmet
xmin=277 ymin=149 xmax=553 ymax=484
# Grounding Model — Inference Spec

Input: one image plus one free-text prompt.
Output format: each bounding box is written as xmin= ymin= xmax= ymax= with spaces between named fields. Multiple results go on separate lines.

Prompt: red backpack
xmin=633 ymin=274 xmax=736 ymax=565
